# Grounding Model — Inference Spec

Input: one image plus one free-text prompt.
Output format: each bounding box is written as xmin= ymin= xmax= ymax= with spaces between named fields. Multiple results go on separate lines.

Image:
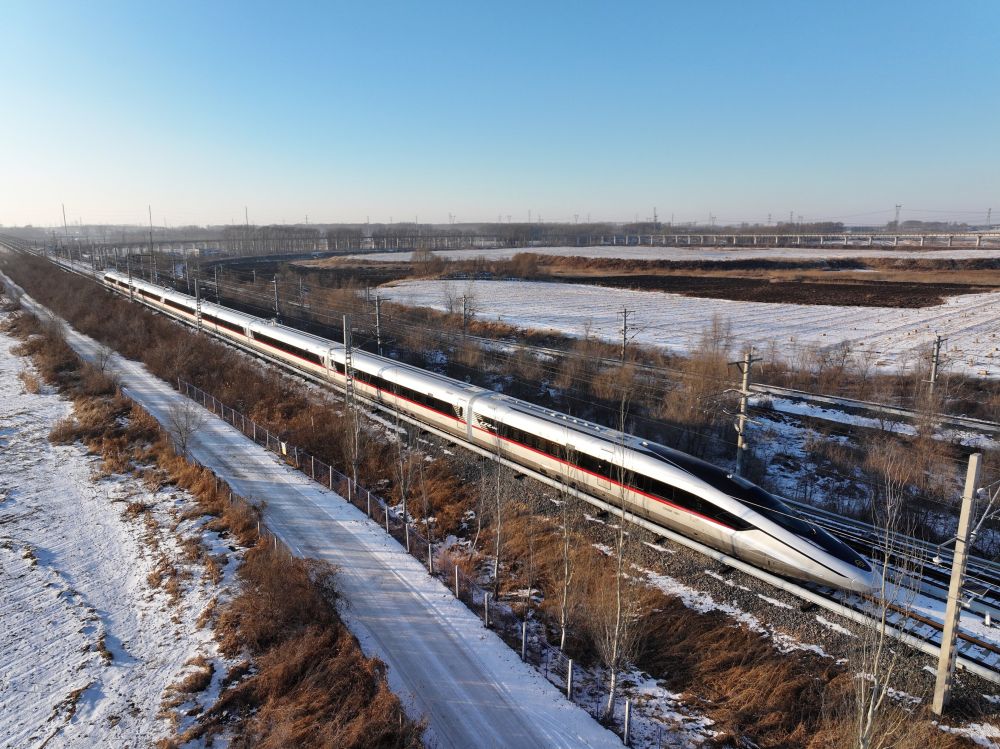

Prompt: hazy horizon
xmin=2 ymin=1 xmax=997 ymax=228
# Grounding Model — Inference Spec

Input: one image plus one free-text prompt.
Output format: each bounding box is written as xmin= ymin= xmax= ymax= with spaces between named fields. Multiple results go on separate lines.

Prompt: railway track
xmin=6 ymin=244 xmax=1000 ymax=686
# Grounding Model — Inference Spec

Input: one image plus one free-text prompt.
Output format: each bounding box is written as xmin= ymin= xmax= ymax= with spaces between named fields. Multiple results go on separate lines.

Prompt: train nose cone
xmin=844 ymin=566 xmax=877 ymax=593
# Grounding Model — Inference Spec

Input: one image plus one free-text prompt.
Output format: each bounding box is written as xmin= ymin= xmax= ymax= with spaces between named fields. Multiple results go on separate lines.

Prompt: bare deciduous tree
xmin=392 ymin=413 xmax=417 ymax=551
xmin=556 ymin=444 xmax=581 ymax=651
xmin=490 ymin=421 xmax=510 ymax=594
xmin=167 ymin=399 xmax=204 ymax=458
xmin=590 ymin=386 xmax=648 ymax=723
xmin=344 ymin=399 xmax=366 ymax=498
xmin=95 ymin=344 xmax=115 ymax=373
xmin=854 ymin=440 xmax=925 ymax=749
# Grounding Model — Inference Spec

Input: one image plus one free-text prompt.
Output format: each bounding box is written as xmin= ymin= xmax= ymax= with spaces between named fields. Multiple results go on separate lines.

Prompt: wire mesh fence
xmin=176 ymin=377 xmax=633 ymax=743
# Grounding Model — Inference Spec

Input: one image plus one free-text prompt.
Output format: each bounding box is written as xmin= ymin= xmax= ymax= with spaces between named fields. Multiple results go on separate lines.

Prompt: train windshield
xmin=727 ymin=477 xmax=870 ymax=570
xmin=640 ymin=443 xmax=870 ymax=571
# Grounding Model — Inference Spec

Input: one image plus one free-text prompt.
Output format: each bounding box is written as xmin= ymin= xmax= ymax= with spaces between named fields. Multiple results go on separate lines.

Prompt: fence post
xmin=566 ymin=659 xmax=573 ymax=700
xmin=454 ymin=565 xmax=460 ymax=598
xmin=366 ymin=491 xmax=371 ymax=517
xmin=310 ymin=455 xmax=315 ymax=479
xmin=521 ymin=621 xmax=527 ymax=661
xmin=385 ymin=505 xmax=390 ymax=534
xmin=623 ymin=699 xmax=631 ymax=746
xmin=484 ymin=592 xmax=490 ymax=628
xmin=329 ymin=465 xmax=333 ymax=488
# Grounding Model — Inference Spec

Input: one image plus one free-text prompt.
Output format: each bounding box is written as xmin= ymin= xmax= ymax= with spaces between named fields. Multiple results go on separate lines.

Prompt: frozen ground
xmin=0 ymin=315 xmax=236 ymax=748
xmin=5 ymin=281 xmax=622 ymax=749
xmin=347 ymin=245 xmax=1000 ymax=264
xmin=381 ymin=279 xmax=1000 ymax=378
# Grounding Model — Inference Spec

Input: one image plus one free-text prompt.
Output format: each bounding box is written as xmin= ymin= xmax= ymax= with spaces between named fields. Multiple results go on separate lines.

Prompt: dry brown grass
xmin=123 ymin=501 xmax=149 ymax=520
xmin=173 ymin=656 xmax=215 ymax=694
xmin=95 ymin=634 xmax=113 ymax=664
xmin=2 ymin=292 xmax=423 ymax=748
xmin=192 ymin=550 xmax=423 ymax=748
xmin=17 ymin=369 xmax=41 ymax=393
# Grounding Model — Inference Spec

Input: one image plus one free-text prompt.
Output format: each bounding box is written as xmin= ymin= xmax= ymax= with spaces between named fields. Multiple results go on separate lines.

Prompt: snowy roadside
xmin=0 ymin=276 xmax=623 ymax=747
xmin=0 ymin=310 xmax=239 ymax=748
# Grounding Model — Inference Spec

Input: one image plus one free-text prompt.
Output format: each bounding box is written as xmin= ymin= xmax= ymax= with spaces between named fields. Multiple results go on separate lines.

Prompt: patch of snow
xmin=757 ymin=594 xmax=794 ymax=609
xmin=0 ymin=315 xmax=236 ymax=748
xmin=643 ymin=567 xmax=830 ymax=658
xmin=936 ymin=721 xmax=1000 ymax=748
xmin=816 ymin=615 xmax=856 ymax=637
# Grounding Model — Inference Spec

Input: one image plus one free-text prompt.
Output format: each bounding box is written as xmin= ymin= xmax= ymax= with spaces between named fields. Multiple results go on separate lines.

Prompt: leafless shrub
xmin=167 ymin=399 xmax=205 ymax=458
xmin=18 ymin=369 xmax=41 ymax=393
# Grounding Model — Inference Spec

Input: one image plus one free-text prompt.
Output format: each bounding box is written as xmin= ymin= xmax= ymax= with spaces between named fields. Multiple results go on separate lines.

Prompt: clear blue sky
xmin=1 ymin=1 xmax=997 ymax=228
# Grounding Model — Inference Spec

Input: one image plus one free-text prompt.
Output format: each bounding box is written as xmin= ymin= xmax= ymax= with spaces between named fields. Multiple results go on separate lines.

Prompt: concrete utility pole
xmin=618 ymin=307 xmax=633 ymax=361
xmin=272 ymin=276 xmax=279 ymax=319
xmin=375 ymin=293 xmax=383 ymax=355
xmin=148 ymin=205 xmax=156 ymax=285
xmin=733 ymin=349 xmax=761 ymax=477
xmin=929 ymin=335 xmax=944 ymax=401
xmin=933 ymin=452 xmax=982 ymax=715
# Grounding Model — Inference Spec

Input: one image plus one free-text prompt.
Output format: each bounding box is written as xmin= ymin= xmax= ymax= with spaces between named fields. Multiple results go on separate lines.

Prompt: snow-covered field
xmin=0 ymin=316 xmax=237 ymax=748
xmin=381 ymin=279 xmax=1000 ymax=377
xmin=348 ymin=244 xmax=1000 ymax=264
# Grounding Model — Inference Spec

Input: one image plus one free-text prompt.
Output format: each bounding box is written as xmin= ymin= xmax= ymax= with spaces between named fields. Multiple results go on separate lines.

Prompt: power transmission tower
xmin=933 ymin=452 xmax=981 ymax=715
xmin=732 ymin=349 xmax=762 ymax=477
xmin=194 ymin=278 xmax=202 ymax=330
xmin=343 ymin=314 xmax=354 ymax=406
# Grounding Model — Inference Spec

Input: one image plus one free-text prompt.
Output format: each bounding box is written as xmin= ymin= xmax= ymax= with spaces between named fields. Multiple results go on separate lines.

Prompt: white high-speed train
xmin=103 ymin=269 xmax=875 ymax=592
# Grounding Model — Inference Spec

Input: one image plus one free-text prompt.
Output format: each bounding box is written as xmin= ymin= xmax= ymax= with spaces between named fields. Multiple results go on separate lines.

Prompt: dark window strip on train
xmin=162 ymin=298 xmax=193 ymax=314
xmin=475 ymin=416 xmax=752 ymax=531
xmin=252 ymin=331 xmax=324 ymax=366
xmin=356 ymin=369 xmax=456 ymax=416
xmin=202 ymin=313 xmax=245 ymax=336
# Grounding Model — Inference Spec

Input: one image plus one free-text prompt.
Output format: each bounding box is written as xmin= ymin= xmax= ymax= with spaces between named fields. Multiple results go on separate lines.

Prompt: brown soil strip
xmin=553 ymin=274 xmax=993 ymax=308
